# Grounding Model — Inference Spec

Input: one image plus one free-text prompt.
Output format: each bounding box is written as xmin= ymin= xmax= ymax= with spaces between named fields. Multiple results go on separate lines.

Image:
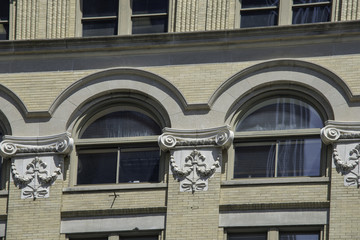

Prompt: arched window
xmin=233 ymin=97 xmax=324 ymax=178
xmin=76 ymin=109 xmax=163 ymax=185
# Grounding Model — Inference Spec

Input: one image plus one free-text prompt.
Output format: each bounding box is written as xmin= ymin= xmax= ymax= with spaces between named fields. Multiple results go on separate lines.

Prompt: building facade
xmin=0 ymin=0 xmax=360 ymax=239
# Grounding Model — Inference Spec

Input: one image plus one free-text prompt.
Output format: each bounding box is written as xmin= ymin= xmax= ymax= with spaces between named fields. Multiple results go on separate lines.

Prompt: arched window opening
xmin=76 ymin=110 xmax=163 ymax=185
xmin=233 ymin=97 xmax=325 ymax=179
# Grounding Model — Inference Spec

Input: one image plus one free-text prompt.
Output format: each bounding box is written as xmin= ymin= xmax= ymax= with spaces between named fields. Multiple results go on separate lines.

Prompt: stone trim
xmin=63 ymin=183 xmax=167 ymax=193
xmin=61 ymin=207 xmax=167 ymax=218
xmin=220 ymin=202 xmax=330 ymax=211
xmin=0 ymin=132 xmax=73 ymax=158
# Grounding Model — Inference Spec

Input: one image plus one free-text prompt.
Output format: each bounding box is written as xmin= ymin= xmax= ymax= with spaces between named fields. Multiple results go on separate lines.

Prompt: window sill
xmin=222 ymin=177 xmax=329 ymax=186
xmin=63 ymin=182 xmax=167 ymax=193
xmin=0 ymin=190 xmax=8 ymax=196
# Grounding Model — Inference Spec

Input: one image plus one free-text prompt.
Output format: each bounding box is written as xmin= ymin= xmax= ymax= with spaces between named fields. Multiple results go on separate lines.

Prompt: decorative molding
xmin=0 ymin=132 xmax=73 ymax=158
xmin=170 ymin=149 xmax=220 ymax=192
xmin=321 ymin=121 xmax=360 ymax=187
xmin=0 ymin=132 xmax=73 ymax=199
xmin=158 ymin=125 xmax=234 ymax=151
xmin=159 ymin=126 xmax=231 ymax=192
xmin=11 ymin=157 xmax=62 ymax=199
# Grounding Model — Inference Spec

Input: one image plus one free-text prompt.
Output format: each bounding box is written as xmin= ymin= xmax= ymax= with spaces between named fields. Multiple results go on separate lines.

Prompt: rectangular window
xmin=0 ymin=0 xmax=9 ymax=40
xmin=228 ymin=229 xmax=322 ymax=240
xmin=228 ymin=233 xmax=267 ymax=240
xmin=238 ymin=0 xmax=331 ymax=28
xmin=77 ymin=147 xmax=160 ymax=185
xmin=81 ymin=0 xmax=168 ymax=37
xmin=234 ymin=138 xmax=322 ymax=178
xmin=279 ymin=231 xmax=320 ymax=240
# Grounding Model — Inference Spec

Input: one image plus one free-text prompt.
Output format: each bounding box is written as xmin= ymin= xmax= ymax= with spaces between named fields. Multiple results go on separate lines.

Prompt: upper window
xmin=0 ymin=0 xmax=9 ymax=40
xmin=76 ymin=110 xmax=163 ymax=185
xmin=81 ymin=0 xmax=169 ymax=37
xmin=233 ymin=97 xmax=324 ymax=179
xmin=228 ymin=230 xmax=321 ymax=240
xmin=238 ymin=0 xmax=331 ymax=28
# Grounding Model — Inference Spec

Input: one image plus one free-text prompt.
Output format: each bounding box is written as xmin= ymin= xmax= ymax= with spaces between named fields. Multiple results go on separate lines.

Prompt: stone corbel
xmin=158 ymin=126 xmax=233 ymax=192
xmin=0 ymin=132 xmax=73 ymax=199
xmin=321 ymin=121 xmax=360 ymax=187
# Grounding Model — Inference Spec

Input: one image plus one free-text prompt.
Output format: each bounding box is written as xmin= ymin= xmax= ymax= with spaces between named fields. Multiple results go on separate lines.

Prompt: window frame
xmin=235 ymin=0 xmax=334 ymax=29
xmin=225 ymin=226 xmax=325 ymax=240
xmin=77 ymin=0 xmax=171 ymax=37
xmin=0 ymin=0 xmax=13 ymax=40
xmin=227 ymin=93 xmax=328 ymax=181
xmin=71 ymin=105 xmax=166 ymax=187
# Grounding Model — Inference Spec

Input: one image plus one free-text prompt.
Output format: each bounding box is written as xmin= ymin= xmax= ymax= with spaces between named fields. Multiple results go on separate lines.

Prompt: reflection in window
xmin=280 ymin=232 xmax=320 ymax=240
xmin=240 ymin=0 xmax=279 ymax=28
xmin=292 ymin=0 xmax=331 ymax=24
xmin=77 ymin=110 xmax=162 ymax=185
xmin=234 ymin=97 xmax=324 ymax=179
xmin=0 ymin=0 xmax=9 ymax=40
xmin=228 ymin=233 xmax=267 ymax=240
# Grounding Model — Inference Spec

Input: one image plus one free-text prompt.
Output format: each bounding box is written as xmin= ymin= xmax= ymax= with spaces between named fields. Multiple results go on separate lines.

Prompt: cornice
xmin=321 ymin=121 xmax=360 ymax=144
xmin=158 ymin=126 xmax=234 ymax=151
xmin=0 ymin=132 xmax=73 ymax=157
xmin=0 ymin=21 xmax=360 ymax=56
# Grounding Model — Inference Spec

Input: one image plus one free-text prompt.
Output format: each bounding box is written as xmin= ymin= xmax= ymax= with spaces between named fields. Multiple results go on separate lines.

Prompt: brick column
xmin=158 ymin=126 xmax=233 ymax=240
xmin=0 ymin=133 xmax=73 ymax=240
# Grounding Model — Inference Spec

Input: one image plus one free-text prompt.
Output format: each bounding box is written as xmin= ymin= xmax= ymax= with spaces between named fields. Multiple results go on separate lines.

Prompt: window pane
xmin=132 ymin=0 xmax=168 ymax=14
xmin=122 ymin=237 xmax=159 ymax=240
xmin=241 ymin=0 xmax=279 ymax=8
xmin=292 ymin=5 xmax=331 ymax=24
xmin=0 ymin=24 xmax=9 ymax=40
xmin=82 ymin=20 xmax=117 ymax=37
xmin=236 ymin=98 xmax=323 ymax=131
xmin=77 ymin=152 xmax=117 ymax=184
xmin=234 ymin=143 xmax=276 ymax=178
xmin=70 ymin=238 xmax=108 ymax=240
xmin=277 ymin=138 xmax=321 ymax=177
xmin=132 ymin=16 xmax=168 ymax=34
xmin=82 ymin=0 xmax=118 ymax=17
xmin=280 ymin=232 xmax=319 ymax=240
xmin=294 ymin=0 xmax=330 ymax=4
xmin=228 ymin=233 xmax=267 ymax=240
xmin=81 ymin=111 xmax=162 ymax=138
xmin=0 ymin=1 xmax=9 ymax=21
xmin=240 ymin=10 xmax=278 ymax=28
xmin=119 ymin=150 xmax=160 ymax=183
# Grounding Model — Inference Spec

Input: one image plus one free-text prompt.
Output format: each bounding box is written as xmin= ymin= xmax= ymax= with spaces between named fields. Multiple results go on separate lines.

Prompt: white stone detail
xmin=321 ymin=121 xmax=360 ymax=187
xmin=159 ymin=126 xmax=233 ymax=192
xmin=0 ymin=132 xmax=73 ymax=199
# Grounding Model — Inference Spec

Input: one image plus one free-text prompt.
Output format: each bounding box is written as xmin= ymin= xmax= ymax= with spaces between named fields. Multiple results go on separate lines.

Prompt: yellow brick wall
xmin=221 ymin=183 xmax=329 ymax=205
xmin=6 ymin=180 xmax=63 ymax=240
xmin=165 ymin=174 xmax=221 ymax=240
xmin=61 ymin=188 xmax=166 ymax=211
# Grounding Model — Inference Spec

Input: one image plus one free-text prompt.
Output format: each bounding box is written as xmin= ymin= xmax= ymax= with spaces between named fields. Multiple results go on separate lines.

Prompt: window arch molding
xmin=69 ymin=92 xmax=170 ymax=187
xmin=226 ymin=88 xmax=330 ymax=181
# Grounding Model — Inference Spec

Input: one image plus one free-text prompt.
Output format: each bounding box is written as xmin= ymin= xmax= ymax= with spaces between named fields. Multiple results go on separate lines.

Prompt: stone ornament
xmin=0 ymin=132 xmax=73 ymax=199
xmin=0 ymin=132 xmax=73 ymax=158
xmin=170 ymin=149 xmax=220 ymax=192
xmin=321 ymin=121 xmax=360 ymax=187
xmin=159 ymin=126 xmax=233 ymax=192
xmin=11 ymin=157 xmax=61 ymax=199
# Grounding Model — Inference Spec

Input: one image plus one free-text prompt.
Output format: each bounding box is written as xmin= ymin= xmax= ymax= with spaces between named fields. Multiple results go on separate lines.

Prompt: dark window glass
xmin=82 ymin=20 xmax=117 ymax=37
xmin=280 ymin=232 xmax=320 ymax=240
xmin=69 ymin=238 xmax=108 ymax=240
xmin=236 ymin=98 xmax=323 ymax=131
xmin=228 ymin=233 xmax=267 ymax=240
xmin=77 ymin=152 xmax=117 ymax=184
xmin=0 ymin=24 xmax=9 ymax=40
xmin=122 ymin=236 xmax=159 ymax=240
xmin=132 ymin=16 xmax=168 ymax=34
xmin=292 ymin=5 xmax=331 ymax=24
xmin=277 ymin=138 xmax=321 ymax=177
xmin=241 ymin=0 xmax=279 ymax=8
xmin=234 ymin=144 xmax=276 ymax=178
xmin=132 ymin=0 xmax=168 ymax=14
xmin=119 ymin=150 xmax=160 ymax=183
xmin=81 ymin=111 xmax=162 ymax=138
xmin=82 ymin=0 xmax=118 ymax=17
xmin=234 ymin=138 xmax=321 ymax=179
xmin=294 ymin=0 xmax=329 ymax=4
xmin=240 ymin=10 xmax=278 ymax=28
xmin=0 ymin=1 xmax=9 ymax=21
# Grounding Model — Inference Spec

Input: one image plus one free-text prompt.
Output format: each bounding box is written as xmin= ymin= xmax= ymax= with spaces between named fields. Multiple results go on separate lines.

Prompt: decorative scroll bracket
xmin=0 ymin=132 xmax=73 ymax=199
xmin=321 ymin=121 xmax=360 ymax=187
xmin=158 ymin=126 xmax=233 ymax=192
